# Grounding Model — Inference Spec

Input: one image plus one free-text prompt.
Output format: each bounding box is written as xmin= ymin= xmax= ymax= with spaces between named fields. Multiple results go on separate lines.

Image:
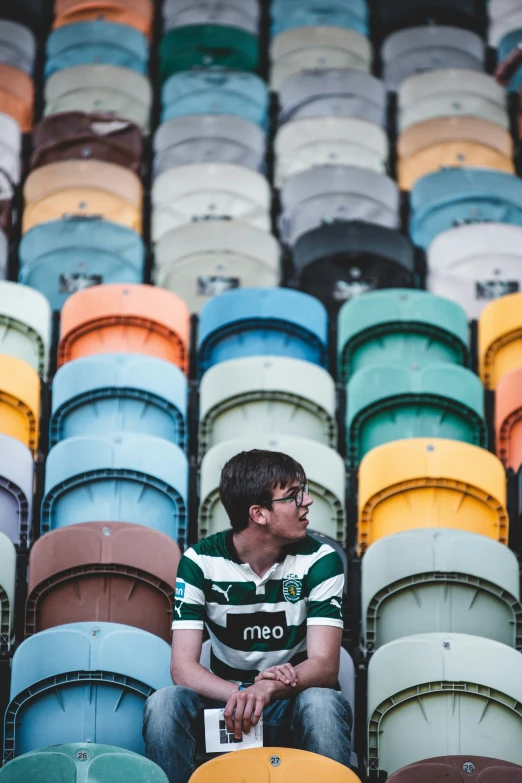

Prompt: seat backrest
xmin=53 ymin=0 xmax=153 ymax=39
xmin=0 ymin=531 xmax=16 ymax=649
xmin=0 ymin=63 xmax=34 ymax=131
xmin=496 ymin=366 xmax=522 ymax=471
xmin=0 ymin=280 xmax=51 ymax=377
xmin=479 ymin=292 xmax=522 ymax=389
xmin=0 ymin=434 xmax=33 ymax=546
xmin=0 ymin=354 xmax=40 ymax=454
xmin=387 ymin=755 xmax=522 ymax=782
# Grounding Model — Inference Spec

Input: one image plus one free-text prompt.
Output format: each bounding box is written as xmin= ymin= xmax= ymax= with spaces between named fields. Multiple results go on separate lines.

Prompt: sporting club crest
xmin=283 ymin=574 xmax=302 ymax=604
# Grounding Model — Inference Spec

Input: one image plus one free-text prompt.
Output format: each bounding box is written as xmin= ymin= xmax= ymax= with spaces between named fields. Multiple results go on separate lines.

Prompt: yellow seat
xmin=22 ymin=189 xmax=142 ymax=233
xmin=0 ymin=354 xmax=40 ymax=454
xmin=398 ymin=140 xmax=514 ymax=190
xmin=358 ymin=438 xmax=507 ymax=554
xmin=479 ymin=292 xmax=522 ymax=390
xmin=189 ymin=748 xmax=361 ymax=783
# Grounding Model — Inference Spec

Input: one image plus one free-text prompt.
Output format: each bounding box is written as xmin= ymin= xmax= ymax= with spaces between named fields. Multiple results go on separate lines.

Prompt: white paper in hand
xmin=204 ymin=708 xmax=263 ymax=753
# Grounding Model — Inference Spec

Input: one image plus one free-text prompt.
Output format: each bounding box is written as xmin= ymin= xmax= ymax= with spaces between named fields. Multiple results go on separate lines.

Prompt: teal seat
xmin=346 ymin=361 xmax=486 ymax=465
xmin=337 ymin=289 xmax=470 ymax=383
xmin=0 ymin=743 xmax=168 ymax=782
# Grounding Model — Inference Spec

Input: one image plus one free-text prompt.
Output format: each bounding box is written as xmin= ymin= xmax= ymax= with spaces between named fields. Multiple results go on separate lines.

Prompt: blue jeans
xmin=143 ymin=686 xmax=353 ymax=783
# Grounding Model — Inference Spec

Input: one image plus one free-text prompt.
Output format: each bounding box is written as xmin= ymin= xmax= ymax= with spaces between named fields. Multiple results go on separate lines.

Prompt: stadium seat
xmin=0 ymin=532 xmax=15 ymax=650
xmin=270 ymin=27 xmax=372 ymax=91
xmin=199 ymin=436 xmax=346 ymax=541
xmin=53 ymin=0 xmax=153 ymax=39
xmin=22 ymin=160 xmax=143 ymax=234
xmin=387 ymin=755 xmax=522 ymax=782
xmin=31 ymin=112 xmax=143 ymax=173
xmin=0 ymin=112 xmax=22 ymax=185
xmin=197 ymin=288 xmax=328 ymax=378
xmin=0 ymin=435 xmax=33 ymax=547
xmin=490 ymin=7 xmax=522 ymax=49
xmin=358 ymin=438 xmax=508 ymax=553
xmin=154 ymin=222 xmax=280 ymax=314
xmin=44 ymin=64 xmax=152 ymax=133
xmin=163 ymin=0 xmax=259 ymax=36
xmin=277 ymin=69 xmax=386 ymax=127
xmin=274 ymin=117 xmax=388 ymax=187
xmin=19 ymin=218 xmax=145 ymax=312
xmin=26 ymin=521 xmax=181 ymax=641
xmin=41 ymin=434 xmax=188 ymax=544
xmin=279 ymin=166 xmax=399 ymax=247
xmin=161 ymin=70 xmax=269 ymax=129
xmin=337 ymin=289 xmax=470 ymax=384
xmin=57 ymin=284 xmax=190 ymax=373
xmin=346 ymin=362 xmax=486 ymax=465
xmin=479 ymin=292 xmax=522 ymax=389
xmin=198 ymin=356 xmax=337 ymax=455
xmin=372 ymin=0 xmax=484 ymax=39
xmin=0 ymin=20 xmax=36 ymax=74
xmin=398 ymin=69 xmax=508 ymax=132
xmin=382 ymin=26 xmax=485 ymax=90
xmin=0 ymin=743 xmax=169 ymax=782
xmin=496 ymin=366 xmax=522 ymax=471
xmin=3 ymin=622 xmax=171 ymax=761
xmin=189 ymin=747 xmax=361 ymax=783
xmin=0 ymin=64 xmax=33 ymax=133
xmin=361 ymin=528 xmax=522 ymax=655
xmin=0 ymin=280 xmax=51 ymax=376
xmin=410 ymin=168 xmax=522 ymax=250
xmin=291 ymin=223 xmax=415 ymax=313
xmin=0 ymin=355 xmax=40 ymax=455
xmin=50 ymin=353 xmax=187 ymax=447
xmin=367 ymin=633 xmax=522 ymax=774
xmin=0 ymin=226 xmax=7 ymax=277
xmin=159 ymin=25 xmax=258 ymax=82
xmin=497 ymin=28 xmax=522 ymax=92
xmin=398 ymin=116 xmax=513 ymax=161
xmin=271 ymin=0 xmax=368 ymax=37
xmin=45 ymin=21 xmax=148 ymax=77
xmin=153 ymin=114 xmax=265 ymax=175
xmin=427 ymin=223 xmax=522 ymax=320
xmin=151 ymin=163 xmax=271 ymax=242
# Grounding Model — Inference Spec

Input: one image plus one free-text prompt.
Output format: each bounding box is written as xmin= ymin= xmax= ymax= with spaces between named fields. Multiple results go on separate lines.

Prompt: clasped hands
xmin=223 ymin=663 xmax=299 ymax=739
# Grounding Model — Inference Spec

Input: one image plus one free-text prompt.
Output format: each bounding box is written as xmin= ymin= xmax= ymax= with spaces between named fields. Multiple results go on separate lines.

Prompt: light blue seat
xmin=45 ymin=21 xmax=148 ymax=77
xmin=3 ymin=622 xmax=172 ymax=763
xmin=18 ymin=219 xmax=145 ymax=312
xmin=161 ymin=69 xmax=269 ymax=129
xmin=271 ymin=1 xmax=369 ymax=36
xmin=197 ymin=288 xmax=328 ymax=378
xmin=410 ymin=169 xmax=522 ymax=250
xmin=50 ymin=354 xmax=188 ymax=449
xmin=498 ymin=28 xmax=522 ymax=93
xmin=41 ymin=435 xmax=188 ymax=545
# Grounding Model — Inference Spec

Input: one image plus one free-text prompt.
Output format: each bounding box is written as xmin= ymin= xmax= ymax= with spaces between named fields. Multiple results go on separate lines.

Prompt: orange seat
xmin=53 ymin=0 xmax=153 ymax=39
xmin=398 ymin=116 xmax=514 ymax=160
xmin=398 ymin=141 xmax=514 ymax=190
xmin=57 ymin=283 xmax=190 ymax=373
xmin=496 ymin=366 xmax=522 ymax=472
xmin=479 ymin=292 xmax=522 ymax=390
xmin=0 ymin=64 xmax=34 ymax=132
xmin=0 ymin=354 xmax=40 ymax=455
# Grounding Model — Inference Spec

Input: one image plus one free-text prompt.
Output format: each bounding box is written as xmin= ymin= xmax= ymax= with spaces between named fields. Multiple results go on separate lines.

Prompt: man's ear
xmin=249 ymin=503 xmax=268 ymax=528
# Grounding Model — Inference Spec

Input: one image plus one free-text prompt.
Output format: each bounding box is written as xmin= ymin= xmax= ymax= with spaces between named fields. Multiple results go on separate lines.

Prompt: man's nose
xmin=302 ymin=491 xmax=313 ymax=507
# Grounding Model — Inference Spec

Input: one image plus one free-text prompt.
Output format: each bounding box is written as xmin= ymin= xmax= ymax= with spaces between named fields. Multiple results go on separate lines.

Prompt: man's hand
xmin=223 ymin=680 xmax=275 ymax=739
xmin=254 ymin=663 xmax=299 ymax=688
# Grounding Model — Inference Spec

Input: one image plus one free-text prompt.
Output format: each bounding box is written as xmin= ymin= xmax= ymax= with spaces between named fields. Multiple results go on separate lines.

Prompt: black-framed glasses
xmin=266 ymin=482 xmax=309 ymax=508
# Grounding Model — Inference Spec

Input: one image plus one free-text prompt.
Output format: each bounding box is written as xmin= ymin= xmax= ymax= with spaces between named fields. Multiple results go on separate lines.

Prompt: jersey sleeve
xmin=172 ymin=549 xmax=207 ymax=631
xmin=306 ymin=549 xmax=344 ymax=628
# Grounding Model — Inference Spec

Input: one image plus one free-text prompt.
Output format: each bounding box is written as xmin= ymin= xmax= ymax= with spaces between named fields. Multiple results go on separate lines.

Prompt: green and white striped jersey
xmin=173 ymin=530 xmax=344 ymax=685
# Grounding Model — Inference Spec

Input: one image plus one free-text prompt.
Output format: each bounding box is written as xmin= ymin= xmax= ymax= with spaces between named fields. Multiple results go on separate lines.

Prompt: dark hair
xmin=219 ymin=449 xmax=306 ymax=533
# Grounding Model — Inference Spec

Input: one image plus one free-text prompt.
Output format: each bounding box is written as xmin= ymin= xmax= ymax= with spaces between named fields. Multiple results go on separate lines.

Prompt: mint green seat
xmin=0 ymin=743 xmax=168 ymax=782
xmin=337 ymin=289 xmax=470 ymax=384
xmin=160 ymin=26 xmax=258 ymax=83
xmin=346 ymin=361 xmax=486 ymax=465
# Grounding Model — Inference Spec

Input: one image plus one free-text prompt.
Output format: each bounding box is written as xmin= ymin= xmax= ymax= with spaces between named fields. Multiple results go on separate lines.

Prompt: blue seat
xmin=41 ymin=435 xmax=188 ymax=545
xmin=50 ymin=354 xmax=188 ymax=449
xmin=197 ymin=288 xmax=329 ymax=378
xmin=3 ymin=622 xmax=172 ymax=762
xmin=45 ymin=21 xmax=148 ymax=77
xmin=271 ymin=0 xmax=369 ymax=36
xmin=498 ymin=29 xmax=522 ymax=93
xmin=272 ymin=0 xmax=368 ymax=20
xmin=18 ymin=219 xmax=145 ymax=312
xmin=161 ymin=69 xmax=269 ymax=129
xmin=410 ymin=169 xmax=522 ymax=250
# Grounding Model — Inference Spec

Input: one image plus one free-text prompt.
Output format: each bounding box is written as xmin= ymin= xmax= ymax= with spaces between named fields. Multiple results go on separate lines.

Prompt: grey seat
xmin=0 ymin=20 xmax=36 ymax=74
xmin=279 ymin=165 xmax=399 ymax=247
xmin=153 ymin=114 xmax=265 ymax=176
xmin=278 ymin=68 xmax=387 ymax=126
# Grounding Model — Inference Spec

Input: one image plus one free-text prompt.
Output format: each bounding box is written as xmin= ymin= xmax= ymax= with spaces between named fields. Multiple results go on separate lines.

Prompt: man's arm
xmin=171 ymin=628 xmax=239 ymax=702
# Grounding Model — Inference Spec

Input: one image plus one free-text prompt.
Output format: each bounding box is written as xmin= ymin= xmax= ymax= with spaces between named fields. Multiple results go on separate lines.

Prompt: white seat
xmin=489 ymin=8 xmax=522 ymax=46
xmin=0 ymin=280 xmax=52 ymax=377
xmin=0 ymin=532 xmax=16 ymax=650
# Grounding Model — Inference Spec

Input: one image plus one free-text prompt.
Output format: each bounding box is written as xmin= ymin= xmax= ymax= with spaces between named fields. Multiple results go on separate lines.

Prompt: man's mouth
xmin=299 ymin=513 xmax=309 ymax=522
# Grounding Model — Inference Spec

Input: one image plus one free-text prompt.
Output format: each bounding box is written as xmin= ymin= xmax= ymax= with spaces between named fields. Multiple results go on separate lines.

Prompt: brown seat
xmin=388 ymin=755 xmax=522 ymax=782
xmin=398 ymin=116 xmax=514 ymax=160
xmin=53 ymin=0 xmax=153 ymax=39
xmin=25 ymin=521 xmax=181 ymax=642
xmin=31 ymin=112 xmax=143 ymax=174
xmin=0 ymin=64 xmax=34 ymax=132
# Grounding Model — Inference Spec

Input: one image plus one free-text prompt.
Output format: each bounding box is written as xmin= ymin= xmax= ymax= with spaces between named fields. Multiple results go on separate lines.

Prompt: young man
xmin=143 ymin=450 xmax=352 ymax=783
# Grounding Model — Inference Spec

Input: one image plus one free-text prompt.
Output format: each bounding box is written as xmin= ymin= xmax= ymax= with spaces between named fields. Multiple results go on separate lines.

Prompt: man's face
xmin=264 ymin=479 xmax=314 ymax=543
